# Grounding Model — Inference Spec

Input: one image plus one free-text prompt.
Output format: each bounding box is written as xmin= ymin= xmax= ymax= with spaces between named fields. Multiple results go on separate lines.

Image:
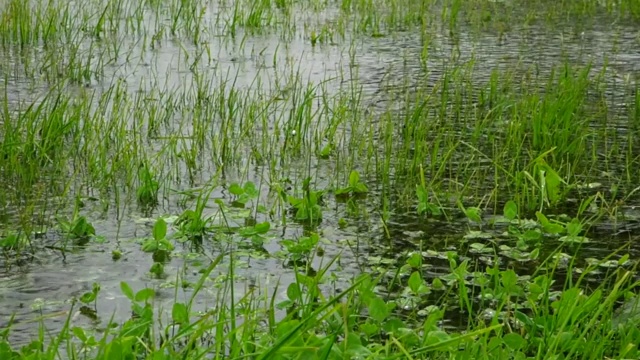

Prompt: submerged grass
xmin=2 ymin=0 xmax=640 ymax=359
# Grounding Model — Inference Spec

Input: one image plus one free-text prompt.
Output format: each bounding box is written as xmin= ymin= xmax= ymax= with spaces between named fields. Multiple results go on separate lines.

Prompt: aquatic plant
xmin=287 ymin=177 xmax=324 ymax=223
xmin=335 ymin=170 xmax=368 ymax=199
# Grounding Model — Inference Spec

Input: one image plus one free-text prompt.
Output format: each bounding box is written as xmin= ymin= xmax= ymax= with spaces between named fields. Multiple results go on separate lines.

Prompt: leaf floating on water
xmin=403 ymin=230 xmax=425 ymax=238
xmin=463 ymin=231 xmax=493 ymax=240
xmin=469 ymin=243 xmax=494 ymax=254
xmin=367 ymin=256 xmax=396 ymax=266
xmin=613 ymin=295 xmax=640 ymax=329
xmin=585 ymin=258 xmax=620 ymax=268
xmin=417 ymin=305 xmax=440 ymax=317
xmin=552 ymin=253 xmax=572 ymax=269
xmin=421 ymin=250 xmax=450 ymax=260
xmin=576 ymin=182 xmax=601 ymax=190
xmin=558 ymin=235 xmax=589 ymax=244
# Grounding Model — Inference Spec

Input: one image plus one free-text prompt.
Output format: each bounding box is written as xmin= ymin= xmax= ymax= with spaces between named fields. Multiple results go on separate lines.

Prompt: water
xmin=1 ymin=0 xmax=640 ymax=345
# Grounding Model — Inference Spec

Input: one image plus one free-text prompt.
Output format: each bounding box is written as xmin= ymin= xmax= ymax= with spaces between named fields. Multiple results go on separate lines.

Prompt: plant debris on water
xmin=2 ymin=0 xmax=640 ymax=359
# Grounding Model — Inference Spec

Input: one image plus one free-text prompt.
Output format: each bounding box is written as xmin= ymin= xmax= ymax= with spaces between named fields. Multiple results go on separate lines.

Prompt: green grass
xmin=2 ymin=239 xmax=640 ymax=359
xmin=2 ymin=0 xmax=640 ymax=358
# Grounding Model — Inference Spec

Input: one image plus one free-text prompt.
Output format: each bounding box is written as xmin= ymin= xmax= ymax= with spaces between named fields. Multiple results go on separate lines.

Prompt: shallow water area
xmin=2 ymin=0 xmax=640 ymax=349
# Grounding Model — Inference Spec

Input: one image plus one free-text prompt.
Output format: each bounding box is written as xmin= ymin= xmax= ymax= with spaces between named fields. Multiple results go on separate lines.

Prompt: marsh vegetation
xmin=2 ymin=0 xmax=640 ymax=359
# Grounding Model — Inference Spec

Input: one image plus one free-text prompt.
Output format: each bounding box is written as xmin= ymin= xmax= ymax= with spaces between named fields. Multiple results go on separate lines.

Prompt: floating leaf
xmin=469 ymin=243 xmax=494 ymax=254
xmin=464 ymin=231 xmax=493 ymax=240
xmin=559 ymin=235 xmax=589 ymax=244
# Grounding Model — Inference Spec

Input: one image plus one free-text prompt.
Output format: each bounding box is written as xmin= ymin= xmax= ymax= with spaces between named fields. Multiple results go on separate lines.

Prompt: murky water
xmin=2 ymin=1 xmax=640 ymax=345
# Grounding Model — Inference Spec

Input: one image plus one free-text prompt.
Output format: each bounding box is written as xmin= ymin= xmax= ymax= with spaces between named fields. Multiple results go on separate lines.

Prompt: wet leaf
xmin=408 ymin=271 xmax=423 ymax=294
xmin=382 ymin=317 xmax=406 ymax=334
xmin=530 ymin=247 xmax=540 ymax=260
xmin=172 ymin=303 xmax=188 ymax=324
xmin=407 ymin=252 xmax=422 ymax=268
xmin=501 ymin=269 xmax=518 ymax=289
xmin=153 ymin=218 xmax=167 ymax=241
xmin=465 ymin=207 xmax=482 ymax=223
xmin=578 ymin=194 xmax=596 ymax=217
xmin=503 ymin=333 xmax=526 ymax=351
xmin=254 ymin=221 xmax=270 ymax=234
xmin=586 ymin=258 xmax=619 ymax=268
xmin=504 ymin=200 xmax=518 ymax=220
xmin=425 ymin=330 xmax=452 ymax=347
xmin=535 ymin=211 xmax=550 ymax=226
xmin=72 ymin=327 xmax=87 ymax=342
xmin=360 ymin=322 xmax=379 ymax=337
xmin=287 ymin=283 xmax=301 ymax=301
xmin=432 ymin=278 xmax=445 ymax=290
xmin=141 ymin=239 xmax=158 ymax=252
xmin=318 ymin=143 xmax=332 ymax=158
xmin=80 ymin=291 xmax=96 ymax=304
xmin=565 ymin=218 xmax=582 ymax=236
xmin=469 ymin=243 xmax=494 ymax=254
xmin=619 ymin=254 xmax=630 ymax=266
xmin=348 ymin=170 xmax=360 ymax=187
xmin=120 ymin=282 xmax=134 ymax=301
xmin=559 ymin=235 xmax=589 ymax=244
xmin=135 ymin=288 xmax=155 ymax=302
xmin=544 ymin=223 xmax=565 ymax=235
xmin=464 ymin=231 xmax=493 ymax=240
xmin=229 ymin=183 xmax=244 ymax=196
xmin=353 ymin=183 xmax=368 ymax=194
xmin=368 ymin=296 xmax=390 ymax=323
xmin=345 ymin=332 xmax=371 ymax=357
xmin=522 ymin=229 xmax=542 ymax=242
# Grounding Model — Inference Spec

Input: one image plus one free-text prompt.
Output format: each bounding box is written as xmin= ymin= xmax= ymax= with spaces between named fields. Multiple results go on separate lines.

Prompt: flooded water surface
xmin=2 ymin=0 xmax=640 ymax=349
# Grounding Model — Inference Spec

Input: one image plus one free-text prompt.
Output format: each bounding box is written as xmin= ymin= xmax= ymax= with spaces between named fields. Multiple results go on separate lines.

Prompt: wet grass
xmin=2 ymin=0 xmax=640 ymax=358
xmin=3 ymin=245 xmax=640 ymax=359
